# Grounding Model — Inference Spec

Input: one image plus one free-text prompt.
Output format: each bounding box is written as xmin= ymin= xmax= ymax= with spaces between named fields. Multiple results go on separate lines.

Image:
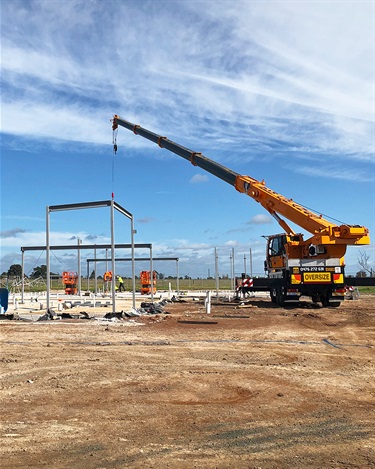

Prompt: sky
xmin=1 ymin=0 xmax=374 ymax=280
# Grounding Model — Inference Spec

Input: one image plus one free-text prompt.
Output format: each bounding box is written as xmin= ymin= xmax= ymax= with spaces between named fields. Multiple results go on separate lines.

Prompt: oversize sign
xmin=303 ymin=272 xmax=331 ymax=283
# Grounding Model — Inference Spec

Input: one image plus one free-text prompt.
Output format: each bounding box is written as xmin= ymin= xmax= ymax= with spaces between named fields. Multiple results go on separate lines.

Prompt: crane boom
xmin=112 ymin=115 xmax=369 ymax=247
xmin=113 ymin=116 xmax=238 ymax=186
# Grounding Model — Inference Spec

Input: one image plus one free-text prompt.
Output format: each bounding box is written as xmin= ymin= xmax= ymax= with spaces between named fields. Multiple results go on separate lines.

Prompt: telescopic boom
xmin=112 ymin=115 xmax=370 ymax=247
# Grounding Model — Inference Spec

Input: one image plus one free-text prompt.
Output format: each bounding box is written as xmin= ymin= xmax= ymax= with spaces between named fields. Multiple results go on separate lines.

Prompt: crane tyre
xmin=270 ymin=288 xmax=277 ymax=303
xmin=329 ymin=301 xmax=341 ymax=308
xmin=321 ymin=296 xmax=328 ymax=307
xmin=276 ymin=287 xmax=285 ymax=307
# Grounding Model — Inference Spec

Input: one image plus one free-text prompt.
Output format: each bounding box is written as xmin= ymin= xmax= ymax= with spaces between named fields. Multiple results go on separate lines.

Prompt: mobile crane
xmin=111 ymin=115 xmax=370 ymax=307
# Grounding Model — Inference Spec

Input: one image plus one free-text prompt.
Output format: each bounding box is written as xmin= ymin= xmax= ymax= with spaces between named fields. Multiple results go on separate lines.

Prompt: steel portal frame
xmin=45 ymin=200 xmax=135 ymax=314
xmin=20 ymin=244 xmax=154 ymax=303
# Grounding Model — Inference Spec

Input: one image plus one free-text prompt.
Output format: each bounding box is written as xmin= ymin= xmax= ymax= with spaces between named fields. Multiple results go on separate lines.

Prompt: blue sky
xmin=1 ymin=0 xmax=374 ymax=279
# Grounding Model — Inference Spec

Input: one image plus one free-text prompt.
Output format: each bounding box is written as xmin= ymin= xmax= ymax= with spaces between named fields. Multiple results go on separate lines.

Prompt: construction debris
xmin=1 ymin=295 xmax=185 ymax=322
xmin=28 ymin=299 xmax=174 ymax=322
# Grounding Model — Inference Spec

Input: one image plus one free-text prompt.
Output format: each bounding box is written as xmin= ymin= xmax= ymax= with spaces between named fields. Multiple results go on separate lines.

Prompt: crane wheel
xmin=328 ymin=301 xmax=341 ymax=308
xmin=276 ymin=287 xmax=285 ymax=307
xmin=270 ymin=289 xmax=277 ymax=304
xmin=320 ymin=294 xmax=340 ymax=307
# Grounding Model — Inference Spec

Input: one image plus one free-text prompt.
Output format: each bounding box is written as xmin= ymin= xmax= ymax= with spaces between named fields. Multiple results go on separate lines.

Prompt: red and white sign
xmin=242 ymin=278 xmax=253 ymax=288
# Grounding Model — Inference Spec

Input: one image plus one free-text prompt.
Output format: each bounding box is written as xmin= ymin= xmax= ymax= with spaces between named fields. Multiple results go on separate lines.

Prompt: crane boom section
xmin=112 ymin=115 xmax=370 ymax=245
xmin=113 ymin=116 xmax=238 ymax=186
xmin=234 ymin=176 xmax=366 ymax=242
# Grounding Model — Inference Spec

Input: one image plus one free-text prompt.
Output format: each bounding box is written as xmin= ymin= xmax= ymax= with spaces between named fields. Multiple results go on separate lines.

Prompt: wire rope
xmin=25 ymin=250 xmax=45 ymax=276
xmin=112 ymin=128 xmax=118 ymax=199
xmin=298 ymin=202 xmax=348 ymax=226
xmin=51 ymin=250 xmax=70 ymax=272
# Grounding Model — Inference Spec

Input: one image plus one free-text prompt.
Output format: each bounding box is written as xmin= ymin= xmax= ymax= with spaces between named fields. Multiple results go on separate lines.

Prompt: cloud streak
xmin=0 ymin=228 xmax=26 ymax=238
xmin=1 ymin=0 xmax=373 ymax=166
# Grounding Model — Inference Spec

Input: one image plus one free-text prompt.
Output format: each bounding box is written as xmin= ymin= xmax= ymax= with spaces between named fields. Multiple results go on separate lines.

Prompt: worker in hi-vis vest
xmin=117 ymin=275 xmax=125 ymax=292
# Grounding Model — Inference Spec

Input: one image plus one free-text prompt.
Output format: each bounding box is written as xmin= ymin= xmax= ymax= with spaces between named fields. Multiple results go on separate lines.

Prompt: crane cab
xmin=267 ymin=234 xmax=287 ymax=269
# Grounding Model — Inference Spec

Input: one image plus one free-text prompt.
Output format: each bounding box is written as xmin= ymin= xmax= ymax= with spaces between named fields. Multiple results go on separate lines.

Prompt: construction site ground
xmin=1 ymin=292 xmax=374 ymax=468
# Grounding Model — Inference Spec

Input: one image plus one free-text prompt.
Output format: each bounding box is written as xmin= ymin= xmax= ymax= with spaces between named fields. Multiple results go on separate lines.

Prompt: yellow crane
xmin=112 ymin=115 xmax=370 ymax=307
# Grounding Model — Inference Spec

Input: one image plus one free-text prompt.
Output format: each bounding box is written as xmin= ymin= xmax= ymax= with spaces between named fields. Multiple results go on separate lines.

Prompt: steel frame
xmin=44 ymin=200 xmax=135 ymax=314
xmin=20 ymin=244 xmax=154 ymax=303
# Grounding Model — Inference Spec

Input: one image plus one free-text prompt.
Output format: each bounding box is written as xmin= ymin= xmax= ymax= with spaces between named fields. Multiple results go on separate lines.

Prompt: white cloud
xmin=0 ymin=0 xmax=373 ymax=162
xmin=0 ymin=230 xmax=110 ymax=249
xmin=295 ymin=165 xmax=374 ymax=183
xmin=248 ymin=214 xmax=273 ymax=225
xmin=189 ymin=174 xmax=208 ymax=184
xmin=224 ymin=240 xmax=238 ymax=247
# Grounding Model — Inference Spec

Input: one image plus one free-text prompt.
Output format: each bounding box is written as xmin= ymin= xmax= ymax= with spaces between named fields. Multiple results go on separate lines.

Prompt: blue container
xmin=0 ymin=288 xmax=9 ymax=313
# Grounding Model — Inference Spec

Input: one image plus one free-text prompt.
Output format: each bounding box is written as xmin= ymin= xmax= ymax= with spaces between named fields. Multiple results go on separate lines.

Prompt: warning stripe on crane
xmin=235 ymin=278 xmax=254 ymax=291
xmin=242 ymin=278 xmax=254 ymax=288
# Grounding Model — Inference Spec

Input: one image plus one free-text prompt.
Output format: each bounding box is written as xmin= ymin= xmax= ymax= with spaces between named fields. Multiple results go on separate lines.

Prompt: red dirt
xmin=1 ymin=295 xmax=374 ymax=468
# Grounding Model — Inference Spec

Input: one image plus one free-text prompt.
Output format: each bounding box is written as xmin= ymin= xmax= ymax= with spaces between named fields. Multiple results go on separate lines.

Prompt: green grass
xmin=357 ymin=286 xmax=375 ymax=294
xmin=1 ymin=277 xmax=234 ymax=293
xmin=3 ymin=276 xmax=374 ymax=294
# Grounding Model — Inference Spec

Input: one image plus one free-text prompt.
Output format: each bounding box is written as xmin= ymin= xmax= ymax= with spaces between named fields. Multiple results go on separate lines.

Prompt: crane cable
xmin=299 ymin=201 xmax=348 ymax=226
xmin=51 ymin=250 xmax=70 ymax=272
xmin=25 ymin=250 xmax=45 ymax=276
xmin=112 ymin=128 xmax=118 ymax=199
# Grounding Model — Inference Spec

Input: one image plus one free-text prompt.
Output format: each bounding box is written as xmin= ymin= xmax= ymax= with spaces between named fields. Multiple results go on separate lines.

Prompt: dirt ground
xmin=1 ymin=293 xmax=374 ymax=469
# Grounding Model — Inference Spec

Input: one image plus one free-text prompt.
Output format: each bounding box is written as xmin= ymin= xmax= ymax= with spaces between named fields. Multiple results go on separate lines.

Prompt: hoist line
xmin=112 ymin=128 xmax=118 ymax=199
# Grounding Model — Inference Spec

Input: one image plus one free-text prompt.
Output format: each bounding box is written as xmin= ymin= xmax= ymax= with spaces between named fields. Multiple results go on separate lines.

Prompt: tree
xmin=30 ymin=265 xmax=47 ymax=279
xmin=7 ymin=264 xmax=23 ymax=277
xmin=357 ymin=251 xmax=374 ymax=277
xmin=30 ymin=265 xmax=59 ymax=279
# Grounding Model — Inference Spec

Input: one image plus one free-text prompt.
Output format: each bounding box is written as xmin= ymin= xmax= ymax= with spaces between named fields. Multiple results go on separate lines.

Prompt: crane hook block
xmin=111 ymin=115 xmax=119 ymax=131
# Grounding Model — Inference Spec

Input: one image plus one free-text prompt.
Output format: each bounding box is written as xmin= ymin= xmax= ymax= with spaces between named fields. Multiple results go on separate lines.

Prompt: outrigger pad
xmin=0 ymin=288 xmax=9 ymax=313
